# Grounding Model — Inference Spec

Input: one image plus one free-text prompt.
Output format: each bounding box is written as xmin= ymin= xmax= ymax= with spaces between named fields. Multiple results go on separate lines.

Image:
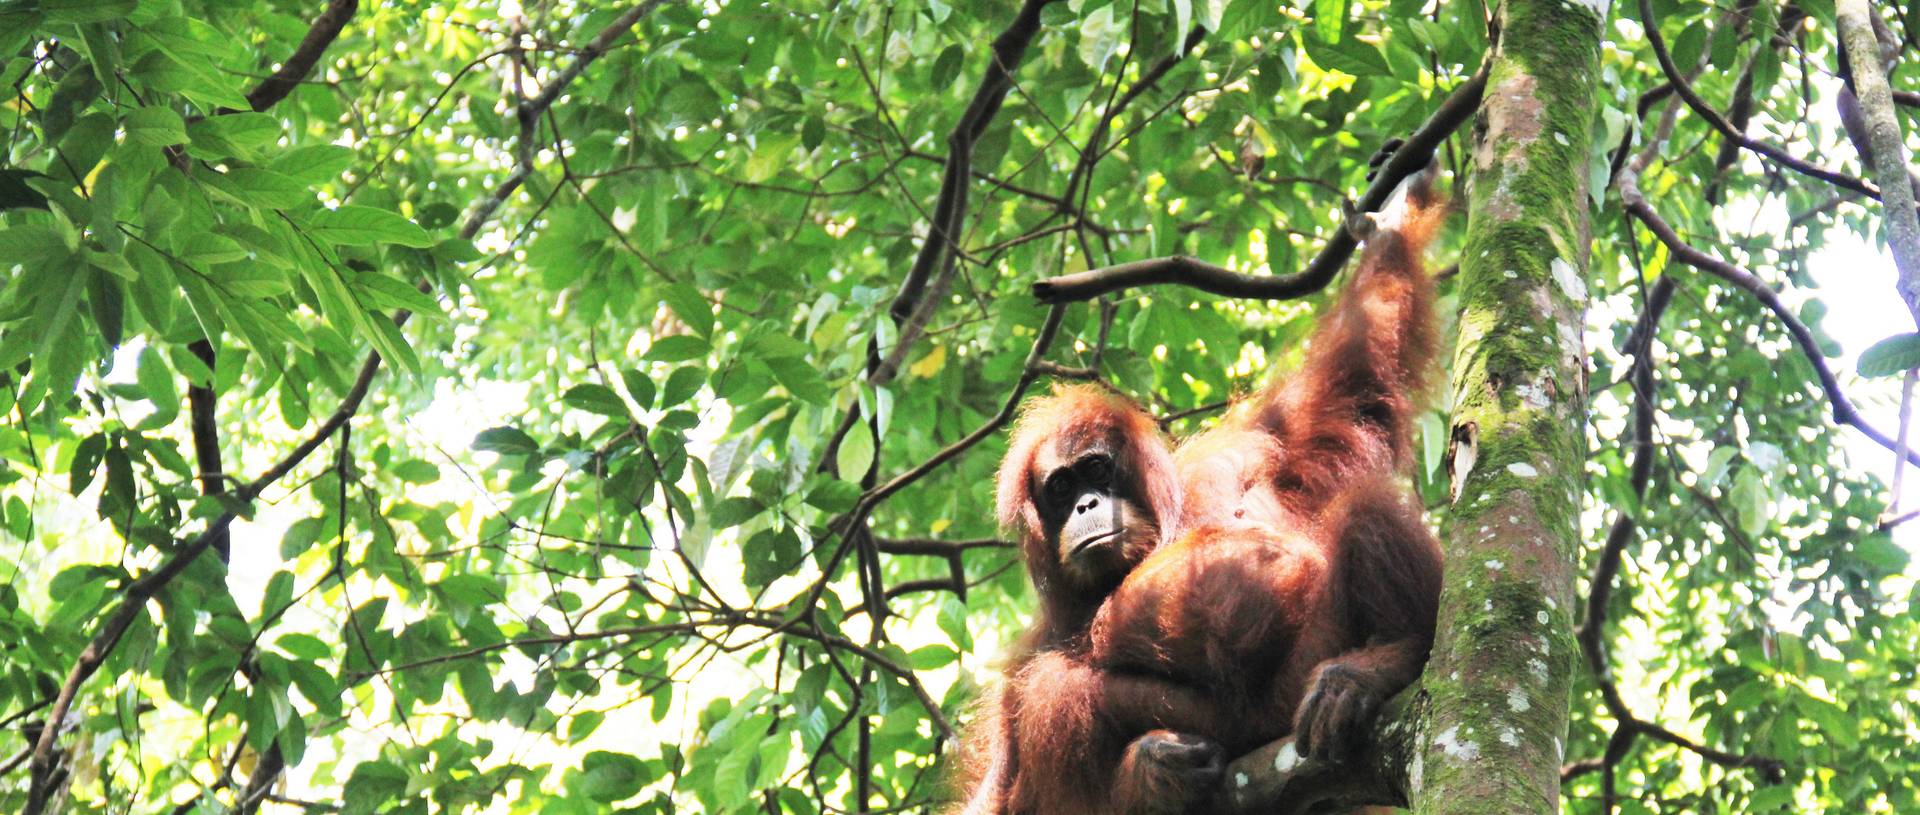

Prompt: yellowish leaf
xmin=909 ymin=345 xmax=946 ymax=378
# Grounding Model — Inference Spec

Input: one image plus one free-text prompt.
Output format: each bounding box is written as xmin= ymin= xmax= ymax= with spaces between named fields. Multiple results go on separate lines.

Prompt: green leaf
xmin=178 ymin=233 xmax=249 ymax=266
xmin=262 ymin=570 xmax=295 ymax=615
xmin=805 ymin=479 xmax=860 ymax=512
xmin=907 ymin=644 xmax=957 ymax=670
xmin=1856 ymin=332 xmax=1920 ymax=377
xmin=135 ymin=345 xmax=180 ymax=425
xmin=308 ymin=205 xmax=434 ymax=248
xmin=1794 ymin=694 xmax=1857 ymax=749
xmin=658 ymin=366 xmax=705 ymax=408
xmin=563 ymin=383 xmax=630 ymax=418
xmin=1078 ymin=5 xmax=1120 ymax=71
xmin=1730 ymin=468 xmax=1769 ymax=539
xmin=1301 ymin=29 xmax=1389 ymax=76
xmin=0 ymin=223 xmax=72 ymax=267
xmin=185 ymin=112 xmax=281 ymax=160
xmin=123 ymin=105 xmax=188 ymax=146
xmin=1314 ymin=0 xmax=1350 ymax=42
xmin=1852 ymin=534 xmax=1910 ymax=573
xmin=70 ymin=433 xmax=106 ymax=494
xmin=38 ymin=0 xmax=136 ymax=24
xmin=937 ymin=595 xmax=973 ymax=652
xmin=645 ymin=334 xmax=710 ymax=362
xmin=661 ymin=284 xmax=715 ymax=339
xmin=211 ymin=167 xmax=311 ymax=209
xmin=391 ymin=459 xmax=440 ymax=484
xmin=436 ymin=574 xmax=506 ymax=607
xmin=342 ymin=760 xmax=410 ymax=815
xmin=474 ymin=426 xmax=540 ymax=456
xmin=280 ymin=516 xmax=327 ymax=560
xmin=353 ymin=273 xmax=438 ymax=315
xmin=929 ymin=44 xmax=963 ymax=90
xmin=269 ymin=145 xmax=355 ymax=184
xmin=577 ymin=751 xmax=651 ymax=802
xmin=837 ymin=425 xmax=874 ymax=483
xmin=619 ymin=368 xmax=656 ymax=410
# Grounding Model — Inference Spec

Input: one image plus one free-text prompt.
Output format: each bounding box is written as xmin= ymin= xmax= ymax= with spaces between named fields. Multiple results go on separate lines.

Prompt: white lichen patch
xmin=1537 ymin=610 xmax=1550 ymax=625
xmin=1236 ymin=772 xmax=1249 ymax=788
xmin=1507 ymin=461 xmax=1539 ymax=478
xmin=1528 ymin=658 xmax=1550 ymax=684
xmin=1508 ymin=687 xmax=1531 ymax=712
xmin=1553 ymin=131 xmax=1570 ymax=146
xmin=1514 ymin=381 xmax=1551 ymax=410
xmin=1485 ymin=559 xmax=1504 ymax=571
xmin=1435 ymin=726 xmax=1481 ymax=761
xmin=1410 ymin=751 xmax=1424 ymax=794
xmin=1545 ymin=596 xmax=1557 ymax=610
xmin=1273 ymin=742 xmax=1300 ymax=773
xmin=1499 ymin=726 xmax=1521 ymax=747
xmin=1551 ymin=257 xmax=1586 ymax=302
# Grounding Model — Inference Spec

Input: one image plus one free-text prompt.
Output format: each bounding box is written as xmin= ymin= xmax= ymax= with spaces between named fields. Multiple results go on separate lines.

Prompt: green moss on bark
xmin=1411 ymin=1 xmax=1604 ymax=813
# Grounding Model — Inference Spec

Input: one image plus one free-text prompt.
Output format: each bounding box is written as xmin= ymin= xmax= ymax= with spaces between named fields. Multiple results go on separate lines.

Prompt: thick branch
xmin=1214 ymin=688 xmax=1423 ymax=815
xmin=186 ymin=340 xmax=229 ymax=560
xmin=1837 ymin=0 xmax=1920 ymax=327
xmin=243 ymin=0 xmax=359 ymax=112
xmin=1032 ymin=64 xmax=1487 ymax=303
xmin=1618 ymin=174 xmax=1920 ymax=471
xmin=874 ymin=0 xmax=1059 ymax=386
xmin=888 ymin=0 xmax=1057 ymax=327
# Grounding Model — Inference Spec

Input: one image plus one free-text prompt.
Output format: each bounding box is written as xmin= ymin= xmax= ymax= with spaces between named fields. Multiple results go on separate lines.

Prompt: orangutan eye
xmin=1077 ymin=454 xmax=1113 ymax=487
xmin=1043 ymin=471 xmax=1075 ymax=507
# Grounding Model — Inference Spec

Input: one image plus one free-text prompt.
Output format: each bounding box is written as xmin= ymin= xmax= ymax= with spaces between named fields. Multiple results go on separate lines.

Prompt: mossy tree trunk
xmin=1413 ymin=1 xmax=1605 ymax=813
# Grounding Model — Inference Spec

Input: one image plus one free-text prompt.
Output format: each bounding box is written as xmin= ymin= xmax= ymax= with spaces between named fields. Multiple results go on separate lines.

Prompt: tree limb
xmin=1636 ymin=0 xmax=1880 ymax=199
xmin=1837 ymin=0 xmax=1920 ymax=328
xmin=1031 ymin=63 xmax=1487 ymax=303
xmin=1214 ymin=688 xmax=1423 ymax=815
xmin=243 ymin=0 xmax=360 ymax=112
xmin=1618 ymin=165 xmax=1920 ymax=471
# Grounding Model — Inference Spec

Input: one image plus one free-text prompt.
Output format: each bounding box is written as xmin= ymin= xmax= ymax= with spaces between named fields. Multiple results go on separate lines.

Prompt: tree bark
xmin=1413 ymin=1 xmax=1603 ymax=812
xmin=1836 ymin=0 xmax=1920 ymax=327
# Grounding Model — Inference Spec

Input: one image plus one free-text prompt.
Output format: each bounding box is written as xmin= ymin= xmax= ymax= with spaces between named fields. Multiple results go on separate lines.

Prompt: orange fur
xmin=958 ymin=167 xmax=1448 ymax=815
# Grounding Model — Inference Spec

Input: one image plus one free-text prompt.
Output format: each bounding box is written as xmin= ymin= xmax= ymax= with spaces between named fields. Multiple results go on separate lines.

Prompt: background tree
xmin=0 ymin=0 xmax=1915 ymax=813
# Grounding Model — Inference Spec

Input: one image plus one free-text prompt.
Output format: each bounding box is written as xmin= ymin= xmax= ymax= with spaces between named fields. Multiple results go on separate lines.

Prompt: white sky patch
xmin=1566 ymin=0 xmax=1611 ymax=19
